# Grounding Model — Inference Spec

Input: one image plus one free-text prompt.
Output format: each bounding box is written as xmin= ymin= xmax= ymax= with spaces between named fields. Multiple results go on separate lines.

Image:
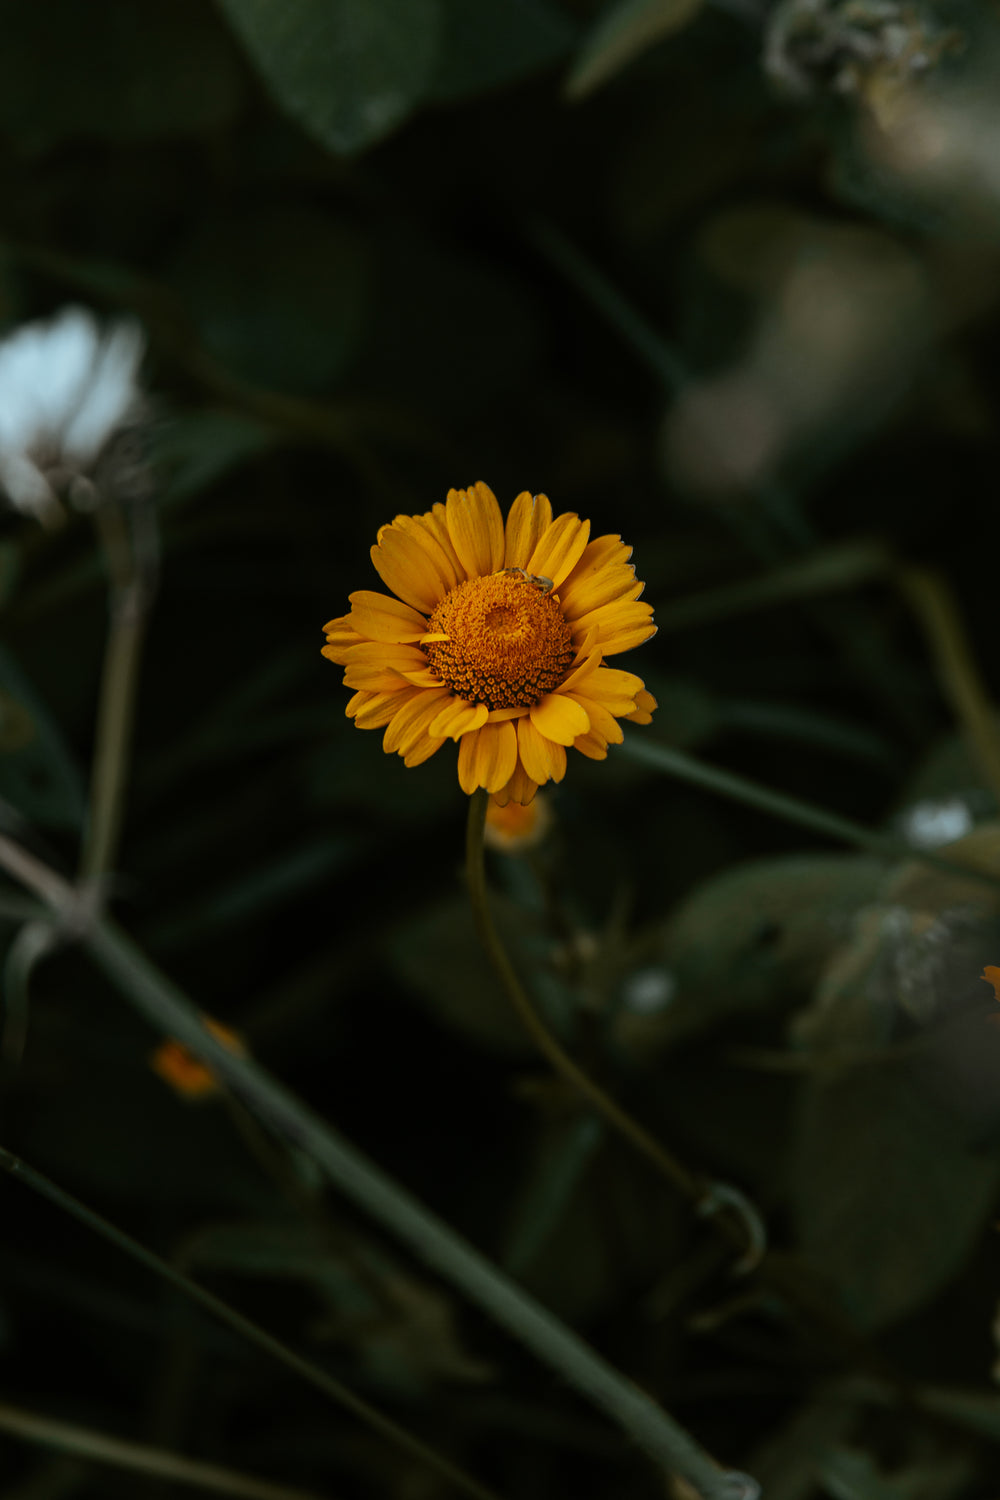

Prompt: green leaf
xmin=792 ymin=1062 xmax=1000 ymax=1328
xmin=565 ymin=0 xmax=703 ymax=99
xmin=624 ymin=854 xmax=883 ymax=1051
xmin=429 ymin=0 xmax=577 ymax=103
xmin=817 ymin=1449 xmax=907 ymax=1500
xmin=218 ymin=0 xmax=442 ymax=154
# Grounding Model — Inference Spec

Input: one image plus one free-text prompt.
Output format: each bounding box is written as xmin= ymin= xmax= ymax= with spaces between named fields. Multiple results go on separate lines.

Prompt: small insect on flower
xmin=501 ymin=566 xmax=555 ymax=593
xmin=0 ymin=305 xmax=146 ymax=525
xmin=322 ymin=483 xmax=657 ymax=806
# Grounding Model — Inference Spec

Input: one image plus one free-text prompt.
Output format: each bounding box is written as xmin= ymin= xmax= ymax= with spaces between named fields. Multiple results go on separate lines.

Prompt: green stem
xmin=898 ymin=565 xmax=1000 ymax=809
xmin=79 ymin=500 xmax=155 ymax=890
xmin=620 ymin=734 xmax=1000 ymax=891
xmin=0 ymin=836 xmax=757 ymax=1500
xmin=465 ymin=790 xmax=723 ymax=1214
xmin=0 ymin=1147 xmax=499 ymax=1500
xmin=0 ymin=1398 xmax=325 ymax=1500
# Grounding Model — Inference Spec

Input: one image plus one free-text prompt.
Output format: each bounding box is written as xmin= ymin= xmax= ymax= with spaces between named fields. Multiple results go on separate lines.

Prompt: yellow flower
xmin=484 ymin=791 xmax=553 ymax=852
xmin=322 ymin=483 xmax=657 ymax=806
xmin=150 ymin=1015 xmax=247 ymax=1101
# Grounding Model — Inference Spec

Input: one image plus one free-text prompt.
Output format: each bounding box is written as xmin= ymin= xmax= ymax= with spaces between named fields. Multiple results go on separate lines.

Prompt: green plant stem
xmin=898 ymin=564 xmax=1000 ymax=809
xmin=79 ymin=500 xmax=154 ymax=890
xmin=0 ymin=836 xmax=757 ymax=1500
xmin=0 ymin=1398 xmax=326 ymax=1500
xmin=0 ymin=1147 xmax=498 ymax=1500
xmin=620 ymin=734 xmax=1000 ymax=891
xmin=465 ymin=791 xmax=723 ymax=1215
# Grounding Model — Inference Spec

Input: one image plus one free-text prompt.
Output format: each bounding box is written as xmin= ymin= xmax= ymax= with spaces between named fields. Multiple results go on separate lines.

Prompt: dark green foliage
xmin=4 ymin=0 xmax=1000 ymax=1497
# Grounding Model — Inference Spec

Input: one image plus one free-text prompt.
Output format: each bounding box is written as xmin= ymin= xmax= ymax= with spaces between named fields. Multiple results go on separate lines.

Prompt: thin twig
xmin=465 ymin=791 xmax=717 ymax=1211
xmin=0 ymin=1148 xmax=501 ymax=1500
xmin=897 ymin=564 xmax=1000 ymax=809
xmin=0 ymin=1399 xmax=328 ymax=1500
xmin=79 ymin=496 xmax=157 ymax=893
xmin=619 ymin=734 xmax=1000 ymax=892
xmin=0 ymin=836 xmax=757 ymax=1500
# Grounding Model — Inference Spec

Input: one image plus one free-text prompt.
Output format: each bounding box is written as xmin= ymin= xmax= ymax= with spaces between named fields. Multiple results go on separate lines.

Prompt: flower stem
xmin=0 ymin=1146 xmax=499 ymax=1500
xmin=465 ymin=789 xmax=723 ymax=1212
xmin=897 ymin=564 xmax=1000 ymax=808
xmin=0 ymin=1397 xmax=324 ymax=1500
xmin=79 ymin=498 xmax=157 ymax=895
xmin=0 ymin=833 xmax=757 ymax=1500
xmin=620 ymin=735 xmax=1000 ymax=893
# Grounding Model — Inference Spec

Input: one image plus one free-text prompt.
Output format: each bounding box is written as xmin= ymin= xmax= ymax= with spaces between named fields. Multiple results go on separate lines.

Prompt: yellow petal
xmin=346 ymin=689 xmax=376 ymax=717
xmin=624 ymin=688 xmax=657 ymax=725
xmin=458 ymin=720 xmax=518 ymax=794
xmin=584 ymin=665 xmax=645 ymax=714
xmin=424 ymin=503 xmax=466 ymax=581
xmin=492 ymin=760 xmax=538 ymax=807
xmin=371 ymin=527 xmax=444 ymax=614
xmin=529 ymin=692 xmax=591 ymax=745
xmin=560 ymin=565 xmax=643 ymax=621
xmin=527 ymin=512 xmax=591 ymax=589
xmin=563 ymin=691 xmax=624 ymax=745
xmin=559 ymin=650 xmax=603 ymax=695
xmin=428 ymin=699 xmax=490 ymax=740
xmin=348 ymin=590 xmax=428 ymax=642
xmin=516 ymin=715 xmax=567 ymax=784
xmin=353 ymin=687 xmax=422 ymax=728
xmin=485 ymin=705 xmax=529 ymax=723
xmin=343 ymin=665 xmax=414 ymax=692
xmin=446 ymin=483 xmax=505 ymax=579
xmin=404 ymin=733 xmax=447 ymax=768
xmin=341 ymin=642 xmax=428 ymax=669
xmin=395 ymin=514 xmax=463 ymax=596
xmin=561 ymin=535 xmax=630 ymax=591
xmin=504 ymin=491 xmax=553 ymax=569
xmin=572 ymin=730 xmax=610 ymax=761
xmin=383 ymin=689 xmax=452 ymax=756
xmin=571 ymin=598 xmax=656 ymax=653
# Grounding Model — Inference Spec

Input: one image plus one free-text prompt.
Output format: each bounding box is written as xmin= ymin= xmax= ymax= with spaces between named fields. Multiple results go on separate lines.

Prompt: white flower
xmin=0 ymin=306 xmax=145 ymax=524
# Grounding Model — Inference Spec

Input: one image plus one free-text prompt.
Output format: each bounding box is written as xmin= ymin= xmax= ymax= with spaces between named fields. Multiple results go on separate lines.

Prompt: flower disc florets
xmin=424 ymin=571 xmax=575 ymax=710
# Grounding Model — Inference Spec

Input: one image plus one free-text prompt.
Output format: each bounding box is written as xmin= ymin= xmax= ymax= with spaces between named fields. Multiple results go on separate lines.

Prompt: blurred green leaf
xmin=565 ymin=0 xmax=703 ymax=99
xmin=916 ymin=1386 xmax=1000 ymax=1442
xmin=218 ymin=0 xmax=442 ymax=154
xmin=165 ymin=209 xmax=369 ymax=394
xmin=792 ymin=1062 xmax=1000 ymax=1328
xmin=429 ymin=0 xmax=577 ymax=102
xmin=619 ymin=854 xmax=882 ymax=1055
xmin=817 ymin=1448 xmax=907 ymax=1500
xmin=0 ymin=0 xmax=244 ymax=148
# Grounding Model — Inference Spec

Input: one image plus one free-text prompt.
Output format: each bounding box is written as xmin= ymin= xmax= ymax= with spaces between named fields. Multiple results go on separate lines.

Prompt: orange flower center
xmin=423 ymin=571 xmax=575 ymax=710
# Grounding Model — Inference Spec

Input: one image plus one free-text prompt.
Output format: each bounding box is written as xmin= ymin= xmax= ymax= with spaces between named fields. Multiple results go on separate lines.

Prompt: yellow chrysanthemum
xmin=322 ymin=483 xmax=657 ymax=806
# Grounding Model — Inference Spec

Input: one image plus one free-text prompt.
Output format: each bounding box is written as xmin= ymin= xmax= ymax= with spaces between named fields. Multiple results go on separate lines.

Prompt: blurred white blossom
xmin=898 ymin=795 xmax=974 ymax=849
xmin=621 ymin=966 xmax=676 ymax=1015
xmin=0 ymin=306 xmax=145 ymax=524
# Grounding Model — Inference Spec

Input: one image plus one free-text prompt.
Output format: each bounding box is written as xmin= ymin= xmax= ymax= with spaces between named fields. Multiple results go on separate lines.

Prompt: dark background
xmin=2 ymin=0 xmax=1000 ymax=1495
